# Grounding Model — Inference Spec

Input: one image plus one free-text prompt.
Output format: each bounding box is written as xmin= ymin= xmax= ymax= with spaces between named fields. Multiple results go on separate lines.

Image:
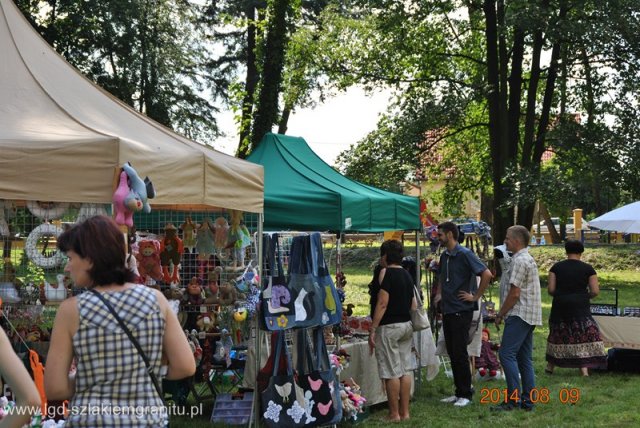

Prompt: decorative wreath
xmin=25 ymin=223 xmax=65 ymax=269
xmin=26 ymin=201 xmax=69 ymax=220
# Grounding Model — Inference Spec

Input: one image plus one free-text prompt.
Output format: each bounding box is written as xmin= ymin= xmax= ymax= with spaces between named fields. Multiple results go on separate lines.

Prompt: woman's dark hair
xmin=57 ymin=215 xmax=135 ymax=286
xmin=380 ymin=239 xmax=404 ymax=264
xmin=565 ymin=239 xmax=585 ymax=255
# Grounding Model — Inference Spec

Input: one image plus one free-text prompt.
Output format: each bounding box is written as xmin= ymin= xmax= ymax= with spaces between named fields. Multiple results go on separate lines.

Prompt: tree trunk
xmin=236 ymin=3 xmax=260 ymax=159
xmin=484 ymin=0 xmax=512 ymax=244
xmin=278 ymin=106 xmax=291 ymax=134
xmin=539 ymin=201 xmax=562 ymax=244
xmin=249 ymin=0 xmax=292 ymax=151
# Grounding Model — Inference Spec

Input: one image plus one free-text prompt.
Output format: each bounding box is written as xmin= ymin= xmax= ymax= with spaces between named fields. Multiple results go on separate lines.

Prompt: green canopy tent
xmin=247 ymin=133 xmax=420 ymax=232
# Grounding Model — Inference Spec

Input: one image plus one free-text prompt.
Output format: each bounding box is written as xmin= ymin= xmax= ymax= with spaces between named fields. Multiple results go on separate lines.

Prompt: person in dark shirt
xmin=435 ymin=221 xmax=492 ymax=407
xmin=368 ymin=239 xmax=416 ymax=421
xmin=545 ymin=240 xmax=607 ymax=376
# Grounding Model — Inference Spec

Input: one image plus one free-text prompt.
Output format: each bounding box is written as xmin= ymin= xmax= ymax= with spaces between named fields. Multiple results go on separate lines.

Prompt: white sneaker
xmin=440 ymin=395 xmax=458 ymax=403
xmin=454 ymin=398 xmax=471 ymax=407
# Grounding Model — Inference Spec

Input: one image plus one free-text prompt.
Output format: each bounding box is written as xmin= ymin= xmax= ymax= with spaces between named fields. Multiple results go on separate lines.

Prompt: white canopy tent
xmin=0 ymin=0 xmax=263 ymax=212
xmin=589 ymin=201 xmax=640 ymax=234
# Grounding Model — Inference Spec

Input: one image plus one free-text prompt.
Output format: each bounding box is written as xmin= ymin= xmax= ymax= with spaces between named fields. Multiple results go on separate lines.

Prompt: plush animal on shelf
xmin=218 ymin=282 xmax=241 ymax=306
xmin=160 ymin=223 xmax=184 ymax=285
xmin=180 ymin=216 xmax=197 ymax=253
xmin=122 ymin=163 xmax=153 ymax=214
xmin=136 ymin=239 xmax=164 ymax=284
xmin=195 ymin=218 xmax=215 ymax=260
xmin=185 ymin=277 xmax=204 ymax=305
xmin=195 ymin=311 xmax=218 ymax=333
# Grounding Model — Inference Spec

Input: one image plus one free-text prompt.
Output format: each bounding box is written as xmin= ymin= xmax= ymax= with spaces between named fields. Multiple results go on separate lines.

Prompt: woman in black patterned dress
xmin=545 ymin=240 xmax=607 ymax=376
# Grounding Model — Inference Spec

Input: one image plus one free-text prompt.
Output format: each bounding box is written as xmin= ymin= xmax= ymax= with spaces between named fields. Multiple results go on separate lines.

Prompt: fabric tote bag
xmin=287 ymin=234 xmax=325 ymax=328
xmin=309 ymin=232 xmax=342 ymax=326
xmin=261 ymin=234 xmax=297 ymax=330
xmin=261 ymin=331 xmax=306 ymax=427
xmin=294 ymin=329 xmax=339 ymax=425
xmin=312 ymin=327 xmax=343 ymax=424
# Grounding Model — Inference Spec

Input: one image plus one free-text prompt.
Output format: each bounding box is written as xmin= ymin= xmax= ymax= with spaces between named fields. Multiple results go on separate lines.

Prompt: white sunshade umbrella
xmin=589 ymin=201 xmax=640 ymax=233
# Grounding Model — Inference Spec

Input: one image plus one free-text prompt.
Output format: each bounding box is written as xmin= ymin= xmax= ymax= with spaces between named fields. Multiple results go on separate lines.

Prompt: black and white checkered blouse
xmin=68 ymin=285 xmax=167 ymax=427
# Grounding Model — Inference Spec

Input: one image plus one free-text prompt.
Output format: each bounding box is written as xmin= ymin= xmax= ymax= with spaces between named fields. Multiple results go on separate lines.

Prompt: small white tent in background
xmin=589 ymin=202 xmax=640 ymax=234
xmin=0 ymin=0 xmax=263 ymax=212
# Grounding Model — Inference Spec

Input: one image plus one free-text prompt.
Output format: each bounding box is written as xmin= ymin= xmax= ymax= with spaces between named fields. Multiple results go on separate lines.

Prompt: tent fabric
xmin=247 ymin=133 xmax=420 ymax=232
xmin=0 ymin=0 xmax=263 ymax=213
xmin=589 ymin=201 xmax=640 ymax=234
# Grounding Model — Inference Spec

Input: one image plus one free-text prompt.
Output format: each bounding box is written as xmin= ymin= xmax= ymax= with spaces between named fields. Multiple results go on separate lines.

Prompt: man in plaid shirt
xmin=493 ymin=225 xmax=542 ymax=412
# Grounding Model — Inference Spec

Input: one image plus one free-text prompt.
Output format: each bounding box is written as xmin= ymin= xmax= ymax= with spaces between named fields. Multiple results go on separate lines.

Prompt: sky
xmin=213 ymin=87 xmax=392 ymax=165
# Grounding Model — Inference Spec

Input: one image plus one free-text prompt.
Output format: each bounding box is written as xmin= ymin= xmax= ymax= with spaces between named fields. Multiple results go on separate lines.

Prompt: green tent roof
xmin=247 ymin=133 xmax=420 ymax=232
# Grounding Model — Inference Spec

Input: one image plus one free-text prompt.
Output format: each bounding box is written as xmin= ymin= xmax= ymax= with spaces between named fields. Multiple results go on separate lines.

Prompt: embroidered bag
xmin=312 ymin=327 xmax=343 ymax=424
xmin=261 ymin=234 xmax=296 ymax=330
xmin=287 ymin=234 xmax=325 ymax=328
xmin=260 ymin=331 xmax=307 ymax=427
xmin=294 ymin=329 xmax=338 ymax=425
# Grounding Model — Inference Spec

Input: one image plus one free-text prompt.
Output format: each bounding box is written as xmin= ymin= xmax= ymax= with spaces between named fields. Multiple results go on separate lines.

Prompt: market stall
xmin=0 ymin=0 xmax=264 ymax=424
xmin=245 ymin=134 xmax=439 ymax=424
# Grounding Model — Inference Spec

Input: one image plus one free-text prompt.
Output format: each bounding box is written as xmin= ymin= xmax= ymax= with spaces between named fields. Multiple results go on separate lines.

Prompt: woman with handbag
xmin=368 ymin=239 xmax=416 ymax=422
xmin=44 ymin=215 xmax=195 ymax=427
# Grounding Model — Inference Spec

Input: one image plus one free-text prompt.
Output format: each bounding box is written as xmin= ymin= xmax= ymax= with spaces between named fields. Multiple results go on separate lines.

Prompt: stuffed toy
xmin=164 ymin=287 xmax=183 ymax=315
xmin=213 ymin=216 xmax=229 ymax=250
xmin=218 ymin=282 xmax=241 ymax=306
xmin=180 ymin=216 xmax=198 ymax=253
xmin=0 ymin=200 xmax=16 ymax=237
xmin=195 ymin=218 xmax=215 ymax=260
xmin=185 ymin=277 xmax=204 ymax=305
xmin=187 ymin=329 xmax=203 ymax=367
xmin=112 ymin=170 xmax=137 ymax=227
xmin=195 ymin=311 xmax=218 ymax=332
xmin=227 ymin=210 xmax=252 ymax=268
xmin=204 ymin=266 xmax=222 ymax=304
xmin=135 ymin=239 xmax=164 ymax=284
xmin=476 ymin=328 xmax=501 ymax=379
xmin=122 ymin=162 xmax=153 ymax=214
xmin=160 ymin=223 xmax=184 ymax=284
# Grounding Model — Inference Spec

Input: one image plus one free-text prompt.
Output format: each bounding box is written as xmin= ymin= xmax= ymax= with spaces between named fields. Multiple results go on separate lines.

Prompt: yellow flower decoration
xmin=277 ymin=315 xmax=288 ymax=328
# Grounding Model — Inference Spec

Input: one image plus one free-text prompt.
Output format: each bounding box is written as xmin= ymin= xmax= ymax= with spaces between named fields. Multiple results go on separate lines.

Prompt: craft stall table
xmin=593 ymin=316 xmax=640 ymax=350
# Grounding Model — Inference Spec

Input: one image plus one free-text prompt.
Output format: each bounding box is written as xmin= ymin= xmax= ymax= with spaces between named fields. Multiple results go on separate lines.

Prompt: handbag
xmin=309 ymin=233 xmax=342 ymax=326
xmin=260 ymin=331 xmax=306 ymax=427
xmin=294 ymin=329 xmax=340 ymax=425
xmin=312 ymin=327 xmax=343 ymax=424
xmin=88 ymin=289 xmax=169 ymax=426
xmin=287 ymin=234 xmax=326 ymax=328
xmin=410 ymin=284 xmax=430 ymax=332
xmin=261 ymin=234 xmax=297 ymax=330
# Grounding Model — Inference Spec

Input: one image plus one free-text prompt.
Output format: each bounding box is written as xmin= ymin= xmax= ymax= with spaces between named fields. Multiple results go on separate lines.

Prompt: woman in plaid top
xmin=45 ymin=215 xmax=195 ymax=426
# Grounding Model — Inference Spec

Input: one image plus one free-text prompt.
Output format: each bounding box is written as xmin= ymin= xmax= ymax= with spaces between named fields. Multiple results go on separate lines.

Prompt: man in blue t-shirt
xmin=435 ymin=221 xmax=493 ymax=407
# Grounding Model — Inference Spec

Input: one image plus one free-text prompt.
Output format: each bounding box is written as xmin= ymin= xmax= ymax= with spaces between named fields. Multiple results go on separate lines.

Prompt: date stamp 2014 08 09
xmin=479 ymin=387 xmax=581 ymax=405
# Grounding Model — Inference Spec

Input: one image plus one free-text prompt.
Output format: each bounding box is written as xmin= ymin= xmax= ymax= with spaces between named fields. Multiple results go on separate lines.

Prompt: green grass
xmin=171 ymin=245 xmax=640 ymax=427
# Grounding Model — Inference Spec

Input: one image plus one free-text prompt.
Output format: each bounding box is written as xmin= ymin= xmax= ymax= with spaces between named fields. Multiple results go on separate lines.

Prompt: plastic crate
xmin=210 ymin=391 xmax=253 ymax=425
xmin=623 ymin=307 xmax=640 ymax=317
xmin=590 ymin=287 xmax=618 ymax=316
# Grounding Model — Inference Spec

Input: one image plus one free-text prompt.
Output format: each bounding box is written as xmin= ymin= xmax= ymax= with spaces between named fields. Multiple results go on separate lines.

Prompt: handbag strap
xmin=295 ymin=329 xmax=316 ymax=374
xmin=312 ymin=327 xmax=331 ymax=372
xmin=271 ymin=331 xmax=293 ymax=377
xmin=88 ymin=289 xmax=164 ymax=401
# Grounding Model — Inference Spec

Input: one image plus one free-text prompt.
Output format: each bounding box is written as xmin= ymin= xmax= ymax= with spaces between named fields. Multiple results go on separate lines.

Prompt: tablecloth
xmin=593 ymin=315 xmax=640 ymax=350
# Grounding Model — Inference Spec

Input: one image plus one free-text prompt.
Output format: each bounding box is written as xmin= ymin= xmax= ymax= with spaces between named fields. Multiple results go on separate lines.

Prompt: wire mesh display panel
xmin=0 ymin=200 xmax=261 ymax=360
